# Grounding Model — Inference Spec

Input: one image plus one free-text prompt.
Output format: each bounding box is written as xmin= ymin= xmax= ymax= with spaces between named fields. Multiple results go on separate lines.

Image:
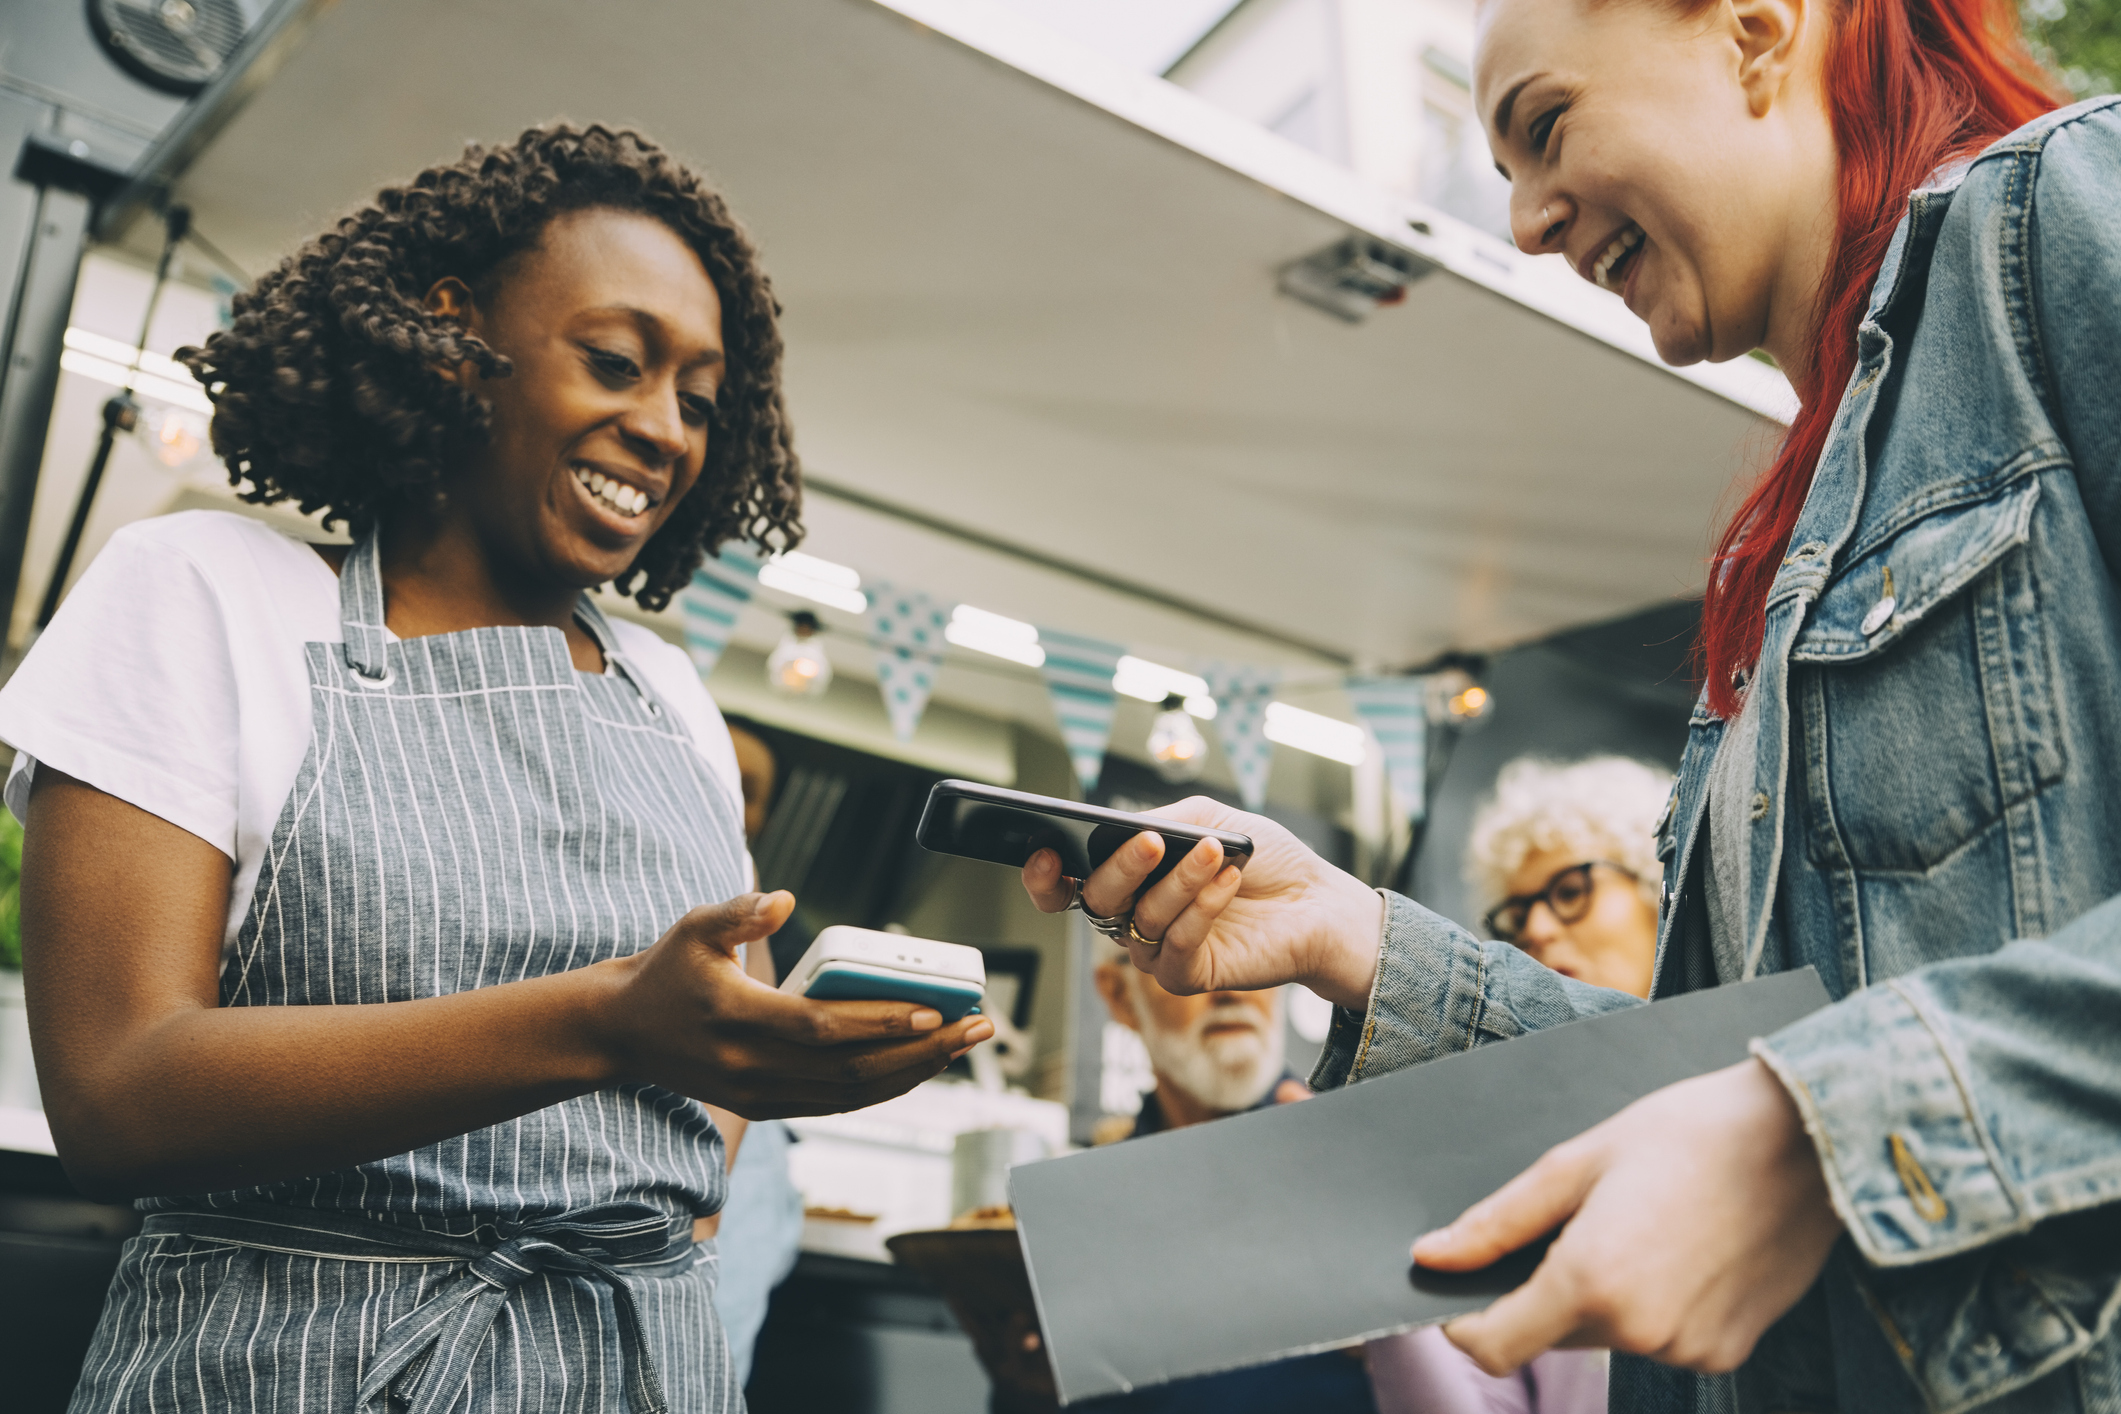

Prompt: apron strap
xmin=144 ymin=1203 xmax=694 ymax=1414
xmin=337 ymin=530 xmax=664 ymax=712
xmin=574 ymin=591 xmax=669 ymax=717
xmin=338 ymin=531 xmax=393 ymax=682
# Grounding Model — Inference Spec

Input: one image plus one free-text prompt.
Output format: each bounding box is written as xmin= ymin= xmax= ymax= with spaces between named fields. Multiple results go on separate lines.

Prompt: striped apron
xmin=69 ymin=533 xmax=751 ymax=1413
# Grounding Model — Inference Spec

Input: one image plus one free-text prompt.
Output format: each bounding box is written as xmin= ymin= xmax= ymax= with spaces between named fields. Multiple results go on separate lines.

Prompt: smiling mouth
xmin=571 ymin=462 xmax=659 ymax=520
xmin=1592 ymin=223 xmax=1645 ymax=293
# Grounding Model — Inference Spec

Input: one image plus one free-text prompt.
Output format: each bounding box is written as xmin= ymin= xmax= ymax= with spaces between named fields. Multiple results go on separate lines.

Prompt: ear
xmin=1094 ymin=960 xmax=1140 ymax=1032
xmin=423 ymin=275 xmax=477 ymax=325
xmin=1725 ymin=0 xmax=1812 ymax=118
xmin=421 ymin=276 xmax=482 ymax=386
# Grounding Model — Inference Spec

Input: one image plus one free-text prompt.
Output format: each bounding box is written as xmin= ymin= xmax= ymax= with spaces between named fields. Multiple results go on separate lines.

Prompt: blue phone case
xmin=802 ymin=965 xmax=986 ymax=1022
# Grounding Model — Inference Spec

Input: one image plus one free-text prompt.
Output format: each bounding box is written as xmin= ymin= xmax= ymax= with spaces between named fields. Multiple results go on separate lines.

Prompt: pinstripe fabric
xmin=69 ymin=533 xmax=749 ymax=1413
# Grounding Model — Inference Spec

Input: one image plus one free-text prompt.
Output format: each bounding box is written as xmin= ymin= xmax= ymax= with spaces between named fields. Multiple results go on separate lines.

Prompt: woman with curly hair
xmin=0 ymin=124 xmax=989 ymax=1412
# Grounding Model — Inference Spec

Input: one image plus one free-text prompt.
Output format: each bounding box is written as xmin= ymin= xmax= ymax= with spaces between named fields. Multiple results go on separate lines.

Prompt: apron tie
xmin=144 ymin=1202 xmax=694 ymax=1414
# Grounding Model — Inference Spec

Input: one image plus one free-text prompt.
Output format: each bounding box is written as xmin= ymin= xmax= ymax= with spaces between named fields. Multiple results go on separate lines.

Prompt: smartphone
xmin=778 ymin=925 xmax=988 ymax=1022
xmin=915 ymin=780 xmax=1254 ymax=892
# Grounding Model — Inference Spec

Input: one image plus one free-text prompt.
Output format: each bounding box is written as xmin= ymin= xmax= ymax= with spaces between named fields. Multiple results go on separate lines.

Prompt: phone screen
xmin=918 ymin=785 xmax=1250 ymax=889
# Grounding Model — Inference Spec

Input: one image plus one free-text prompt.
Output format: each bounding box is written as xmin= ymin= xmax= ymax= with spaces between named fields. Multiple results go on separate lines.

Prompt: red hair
xmin=1696 ymin=0 xmax=2062 ymax=717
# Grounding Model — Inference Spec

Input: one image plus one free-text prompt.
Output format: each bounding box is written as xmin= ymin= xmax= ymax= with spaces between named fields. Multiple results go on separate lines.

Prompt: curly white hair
xmin=1465 ymin=755 xmax=1675 ymax=916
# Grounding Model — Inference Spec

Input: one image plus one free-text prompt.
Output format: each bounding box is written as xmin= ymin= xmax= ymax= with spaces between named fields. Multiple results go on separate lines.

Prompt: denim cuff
xmin=1310 ymin=891 xmax=1487 ymax=1090
xmin=1751 ymin=978 xmax=2027 ymax=1269
xmin=1309 ymin=891 xmax=1645 ymax=1092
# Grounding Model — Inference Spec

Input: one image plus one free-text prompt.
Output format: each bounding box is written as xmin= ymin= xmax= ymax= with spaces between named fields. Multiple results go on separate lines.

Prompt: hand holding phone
xmin=1001 ymin=791 xmax=1386 ymax=1011
xmin=915 ymin=781 xmax=1254 ymax=894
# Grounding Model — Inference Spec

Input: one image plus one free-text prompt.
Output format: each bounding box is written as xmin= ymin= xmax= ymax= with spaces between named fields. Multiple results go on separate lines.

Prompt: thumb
xmin=1412 ymin=1140 xmax=1596 ymax=1271
xmin=684 ymin=891 xmax=794 ymax=960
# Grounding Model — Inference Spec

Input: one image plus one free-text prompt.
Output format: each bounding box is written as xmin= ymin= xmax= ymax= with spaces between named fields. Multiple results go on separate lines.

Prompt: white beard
xmin=1136 ymin=998 xmax=1286 ymax=1115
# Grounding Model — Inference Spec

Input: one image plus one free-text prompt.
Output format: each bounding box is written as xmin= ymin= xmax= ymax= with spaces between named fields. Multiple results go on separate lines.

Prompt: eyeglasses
xmin=1482 ymin=861 xmax=1637 ymax=943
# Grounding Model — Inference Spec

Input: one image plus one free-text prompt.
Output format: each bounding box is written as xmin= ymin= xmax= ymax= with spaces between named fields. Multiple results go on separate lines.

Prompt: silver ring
xmin=1063 ymin=878 xmax=1084 ymax=912
xmin=1084 ymin=902 xmax=1131 ymax=940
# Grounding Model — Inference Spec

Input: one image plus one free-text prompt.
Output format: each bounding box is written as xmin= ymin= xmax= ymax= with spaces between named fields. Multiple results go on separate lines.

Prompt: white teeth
xmin=1593 ymin=225 xmax=1644 ymax=292
xmin=572 ymin=464 xmax=651 ymax=518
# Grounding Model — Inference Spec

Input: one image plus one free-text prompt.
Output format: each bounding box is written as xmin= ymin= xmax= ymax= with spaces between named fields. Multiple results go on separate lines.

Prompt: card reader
xmin=779 ymin=926 xmax=987 ymax=1022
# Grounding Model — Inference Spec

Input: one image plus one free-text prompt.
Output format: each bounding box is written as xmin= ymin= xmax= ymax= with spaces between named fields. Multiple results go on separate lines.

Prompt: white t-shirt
xmin=0 ymin=510 xmax=745 ymax=956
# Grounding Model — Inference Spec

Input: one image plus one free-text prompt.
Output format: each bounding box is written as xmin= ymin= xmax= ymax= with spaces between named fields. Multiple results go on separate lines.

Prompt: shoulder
xmin=104 ymin=509 xmax=340 ymax=600
xmin=1952 ymin=96 xmax=2121 ymax=227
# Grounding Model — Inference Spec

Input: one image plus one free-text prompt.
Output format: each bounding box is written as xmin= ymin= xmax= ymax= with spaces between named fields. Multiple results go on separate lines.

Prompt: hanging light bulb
xmin=766 ymin=610 xmax=833 ymax=696
xmin=1448 ymin=683 xmax=1493 ymax=722
xmin=141 ymin=404 xmax=207 ymax=468
xmin=1426 ymin=665 xmax=1495 ymax=728
xmin=1148 ymin=693 xmax=1208 ymax=782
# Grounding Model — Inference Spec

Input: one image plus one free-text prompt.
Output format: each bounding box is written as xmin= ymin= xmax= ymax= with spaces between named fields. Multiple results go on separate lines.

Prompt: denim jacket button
xmin=1861 ymin=595 xmax=1897 ymax=636
xmin=1750 ymin=791 xmax=1771 ymax=821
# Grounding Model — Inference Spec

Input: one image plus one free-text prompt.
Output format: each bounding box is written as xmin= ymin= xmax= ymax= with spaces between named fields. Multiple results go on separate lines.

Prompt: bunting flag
xmin=1344 ymin=675 xmax=1429 ymax=824
xmin=1037 ymin=628 xmax=1127 ymax=793
xmin=1202 ymin=661 xmax=1280 ymax=810
xmin=679 ymin=546 xmax=763 ymax=676
xmin=865 ymin=582 xmax=951 ymax=741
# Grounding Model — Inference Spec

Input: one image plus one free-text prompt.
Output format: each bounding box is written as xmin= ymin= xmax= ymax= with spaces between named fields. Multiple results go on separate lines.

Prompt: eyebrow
xmin=586 ymin=303 xmax=725 ymax=367
xmin=1491 ymin=75 xmax=1537 ymax=140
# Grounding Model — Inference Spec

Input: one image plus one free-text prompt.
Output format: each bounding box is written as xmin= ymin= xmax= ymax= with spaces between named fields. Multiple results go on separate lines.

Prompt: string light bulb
xmin=1148 ymin=693 xmax=1208 ymax=782
xmin=141 ymin=405 xmax=206 ymax=468
xmin=1426 ymin=665 xmax=1494 ymax=727
xmin=766 ymin=610 xmax=833 ymax=697
xmin=1448 ymin=684 xmax=1492 ymax=721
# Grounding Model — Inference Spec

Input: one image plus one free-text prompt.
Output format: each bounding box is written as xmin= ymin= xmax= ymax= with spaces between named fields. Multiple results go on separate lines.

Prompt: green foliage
xmin=2024 ymin=0 xmax=2121 ymax=97
xmin=0 ymin=810 xmax=19 ymax=972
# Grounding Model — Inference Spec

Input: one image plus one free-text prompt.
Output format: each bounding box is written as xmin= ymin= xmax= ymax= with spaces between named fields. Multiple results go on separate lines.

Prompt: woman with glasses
xmin=1025 ymin=0 xmax=2121 ymax=1408
xmin=1470 ymin=757 xmax=1672 ymax=1000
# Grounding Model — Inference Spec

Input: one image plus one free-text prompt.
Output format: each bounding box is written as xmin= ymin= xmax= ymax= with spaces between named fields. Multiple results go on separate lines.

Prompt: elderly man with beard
xmin=1093 ymin=949 xmax=1309 ymax=1138
xmin=1078 ymin=955 xmax=1378 ymax=1414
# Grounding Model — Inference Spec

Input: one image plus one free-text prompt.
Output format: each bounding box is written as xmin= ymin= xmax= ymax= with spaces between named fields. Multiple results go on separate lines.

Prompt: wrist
xmin=1302 ymin=871 xmax=1385 ymax=1012
xmin=568 ymin=955 xmax=639 ymax=1088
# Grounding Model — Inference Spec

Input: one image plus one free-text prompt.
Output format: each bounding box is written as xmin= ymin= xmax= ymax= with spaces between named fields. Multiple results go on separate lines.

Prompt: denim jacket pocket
xmin=1789 ymin=471 xmax=2065 ymax=873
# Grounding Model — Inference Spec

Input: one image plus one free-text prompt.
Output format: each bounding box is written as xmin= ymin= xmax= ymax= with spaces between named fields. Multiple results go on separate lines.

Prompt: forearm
xmin=44 ymin=960 xmax=624 ymax=1201
xmin=1312 ymin=891 xmax=1642 ymax=1090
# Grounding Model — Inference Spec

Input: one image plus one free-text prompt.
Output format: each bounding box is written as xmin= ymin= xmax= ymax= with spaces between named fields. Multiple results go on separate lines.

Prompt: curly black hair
xmin=177 ymin=123 xmax=801 ymax=609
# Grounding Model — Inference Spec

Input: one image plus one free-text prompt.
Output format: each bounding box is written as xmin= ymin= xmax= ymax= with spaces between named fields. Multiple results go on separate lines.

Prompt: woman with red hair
xmin=1025 ymin=0 xmax=2121 ymax=1408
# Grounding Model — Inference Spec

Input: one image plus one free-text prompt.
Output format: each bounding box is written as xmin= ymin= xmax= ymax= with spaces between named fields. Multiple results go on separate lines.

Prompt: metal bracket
xmin=1277 ymin=234 xmax=1432 ymax=324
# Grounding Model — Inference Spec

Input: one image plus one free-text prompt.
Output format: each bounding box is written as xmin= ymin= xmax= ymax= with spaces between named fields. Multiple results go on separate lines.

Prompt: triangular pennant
xmin=1036 ymin=628 xmax=1126 ymax=793
xmin=1344 ymin=675 xmax=1429 ymax=825
xmin=865 ymin=582 xmax=950 ymax=741
xmin=1202 ymin=662 xmax=1280 ymax=811
xmin=679 ymin=545 xmax=763 ymax=676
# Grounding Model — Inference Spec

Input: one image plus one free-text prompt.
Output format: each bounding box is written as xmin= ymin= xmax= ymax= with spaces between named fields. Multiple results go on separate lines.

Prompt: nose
xmin=1516 ymin=900 xmax=1566 ymax=948
xmin=1511 ymin=188 xmax=1571 ymax=257
xmin=616 ymin=381 xmax=688 ymax=467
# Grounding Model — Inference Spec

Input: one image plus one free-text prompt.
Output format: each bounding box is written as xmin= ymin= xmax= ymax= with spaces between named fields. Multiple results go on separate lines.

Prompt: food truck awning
xmin=104 ymin=0 xmax=1787 ymax=672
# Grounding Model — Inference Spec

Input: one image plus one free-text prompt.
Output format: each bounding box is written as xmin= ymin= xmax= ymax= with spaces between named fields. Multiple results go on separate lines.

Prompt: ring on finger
xmin=1063 ymin=877 xmax=1085 ymax=912
xmin=1082 ymin=896 xmax=1131 ymax=939
xmin=1124 ymin=914 xmax=1162 ymax=949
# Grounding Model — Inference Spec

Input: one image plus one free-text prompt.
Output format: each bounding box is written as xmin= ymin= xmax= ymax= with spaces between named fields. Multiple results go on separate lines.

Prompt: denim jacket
xmin=1312 ymin=97 xmax=2121 ymax=1414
